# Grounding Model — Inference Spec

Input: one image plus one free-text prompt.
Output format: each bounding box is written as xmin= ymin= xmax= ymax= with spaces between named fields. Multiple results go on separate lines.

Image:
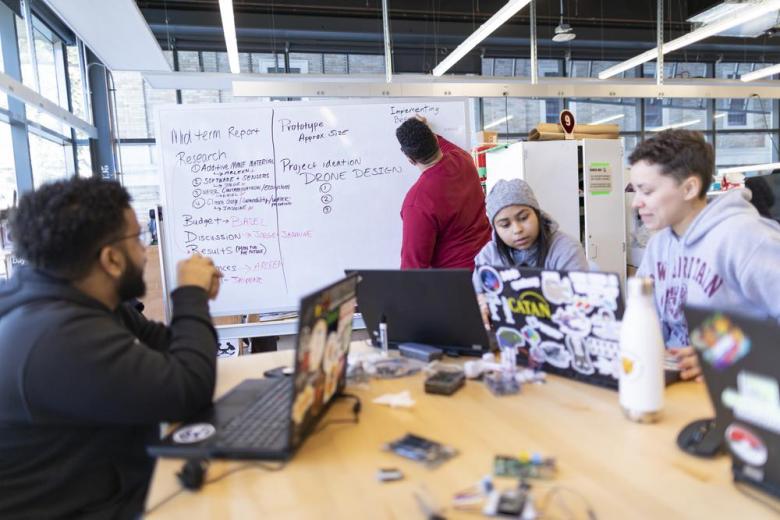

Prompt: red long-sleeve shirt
xmin=400 ymin=136 xmax=491 ymax=269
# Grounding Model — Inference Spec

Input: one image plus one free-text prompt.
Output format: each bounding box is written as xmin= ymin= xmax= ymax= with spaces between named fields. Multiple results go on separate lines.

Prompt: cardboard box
xmin=476 ymin=130 xmax=498 ymax=144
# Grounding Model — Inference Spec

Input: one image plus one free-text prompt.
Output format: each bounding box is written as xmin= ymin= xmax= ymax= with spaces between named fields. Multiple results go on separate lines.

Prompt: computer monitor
xmin=350 ymin=269 xmax=490 ymax=356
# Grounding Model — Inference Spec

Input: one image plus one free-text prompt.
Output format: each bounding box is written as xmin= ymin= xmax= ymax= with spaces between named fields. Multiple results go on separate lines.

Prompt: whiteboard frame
xmin=153 ymin=97 xmax=472 ymax=321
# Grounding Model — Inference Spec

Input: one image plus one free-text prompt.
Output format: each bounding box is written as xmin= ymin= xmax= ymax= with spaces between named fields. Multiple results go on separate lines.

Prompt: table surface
xmin=145 ymin=342 xmax=779 ymax=519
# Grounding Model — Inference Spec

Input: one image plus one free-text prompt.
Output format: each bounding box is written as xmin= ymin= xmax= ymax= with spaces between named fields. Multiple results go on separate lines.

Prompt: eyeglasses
xmin=113 ymin=228 xmax=153 ymax=247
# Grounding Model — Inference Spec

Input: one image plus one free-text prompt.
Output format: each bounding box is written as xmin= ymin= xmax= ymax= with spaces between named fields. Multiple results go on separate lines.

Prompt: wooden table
xmin=145 ymin=343 xmax=777 ymax=519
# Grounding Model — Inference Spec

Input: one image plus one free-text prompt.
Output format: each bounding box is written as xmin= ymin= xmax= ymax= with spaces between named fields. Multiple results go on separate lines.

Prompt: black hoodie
xmin=0 ymin=267 xmax=218 ymax=519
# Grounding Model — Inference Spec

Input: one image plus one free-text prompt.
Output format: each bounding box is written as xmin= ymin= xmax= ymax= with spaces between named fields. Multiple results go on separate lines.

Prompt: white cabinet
xmin=486 ymin=139 xmax=626 ymax=283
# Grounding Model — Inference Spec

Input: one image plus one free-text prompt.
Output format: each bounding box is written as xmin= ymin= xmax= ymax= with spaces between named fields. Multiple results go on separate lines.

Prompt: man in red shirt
xmin=396 ymin=116 xmax=491 ymax=269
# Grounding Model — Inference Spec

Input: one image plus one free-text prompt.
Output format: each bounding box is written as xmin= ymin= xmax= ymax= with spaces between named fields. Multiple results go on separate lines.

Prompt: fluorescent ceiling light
xmin=599 ymin=0 xmax=780 ymax=79
xmin=741 ymin=63 xmax=780 ymax=82
xmin=484 ymin=115 xmax=514 ymax=129
xmin=688 ymin=2 xmax=752 ymax=24
xmin=719 ymin=161 xmax=780 ymax=174
xmin=646 ymin=119 xmax=701 ymax=132
xmin=219 ymin=0 xmax=240 ymax=74
xmin=714 ymin=112 xmax=728 ymax=119
xmin=432 ymin=0 xmax=532 ymax=76
xmin=588 ymin=114 xmax=624 ymax=125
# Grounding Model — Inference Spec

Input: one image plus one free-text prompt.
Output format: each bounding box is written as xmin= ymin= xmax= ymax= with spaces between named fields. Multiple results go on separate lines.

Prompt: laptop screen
xmin=686 ymin=306 xmax=780 ymax=498
xmin=478 ymin=266 xmax=624 ymax=389
xmin=288 ymin=275 xmax=358 ymax=448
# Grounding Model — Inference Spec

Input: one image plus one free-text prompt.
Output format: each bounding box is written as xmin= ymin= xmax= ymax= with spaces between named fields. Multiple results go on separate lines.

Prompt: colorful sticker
xmin=722 ymin=370 xmax=780 ymax=434
xmin=591 ymin=308 xmax=620 ymax=341
xmin=566 ymin=336 xmax=595 ymax=375
xmin=520 ymin=325 xmax=542 ymax=348
xmin=526 ymin=316 xmax=564 ymax=340
xmin=292 ymin=384 xmax=314 ymax=424
xmin=594 ymin=355 xmax=620 ymax=378
xmin=539 ymin=340 xmax=571 ymax=369
xmin=307 ymin=318 xmax=328 ymax=372
xmin=552 ymin=306 xmax=592 ymax=337
xmin=173 ymin=423 xmax=216 ymax=444
xmin=620 ymin=351 xmax=641 ymax=381
xmin=725 ymin=423 xmax=768 ymax=467
xmin=509 ymin=276 xmax=541 ymax=291
xmin=690 ymin=313 xmax=751 ymax=371
xmin=478 ymin=266 xmax=503 ymax=294
xmin=496 ymin=326 xmax=525 ymax=350
xmin=541 ymin=271 xmax=573 ymax=305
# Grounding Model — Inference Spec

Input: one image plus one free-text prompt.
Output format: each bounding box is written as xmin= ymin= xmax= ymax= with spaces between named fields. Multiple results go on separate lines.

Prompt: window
xmin=0 ymin=122 xmax=16 ymax=209
xmin=716 ymin=133 xmax=777 ymax=169
xmin=0 ymin=31 xmax=6 ymax=110
xmin=120 ymin=144 xmax=160 ymax=228
xmin=29 ymin=132 xmax=69 ymax=188
xmin=348 ymin=54 xmax=384 ymax=74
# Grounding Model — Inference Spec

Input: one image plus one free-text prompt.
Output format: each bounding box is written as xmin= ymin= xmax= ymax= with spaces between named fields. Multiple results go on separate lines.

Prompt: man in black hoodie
xmin=0 ymin=178 xmax=222 ymax=518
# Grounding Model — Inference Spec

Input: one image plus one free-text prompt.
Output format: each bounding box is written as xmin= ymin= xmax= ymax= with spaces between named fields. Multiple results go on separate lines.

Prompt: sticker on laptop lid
xmin=173 ymin=423 xmax=216 ymax=444
xmin=478 ymin=266 xmax=503 ymax=294
xmin=689 ymin=313 xmax=751 ymax=370
xmin=541 ymin=271 xmax=573 ymax=305
xmin=722 ymin=370 xmax=780 ymax=435
xmin=725 ymin=423 xmax=768 ymax=467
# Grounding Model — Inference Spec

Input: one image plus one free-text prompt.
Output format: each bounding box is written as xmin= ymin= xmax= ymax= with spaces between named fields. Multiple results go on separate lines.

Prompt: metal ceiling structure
xmin=135 ymin=0 xmax=780 ymax=71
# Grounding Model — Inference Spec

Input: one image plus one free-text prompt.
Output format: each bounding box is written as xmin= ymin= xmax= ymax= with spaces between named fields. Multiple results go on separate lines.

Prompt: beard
xmin=118 ymin=254 xmax=146 ymax=302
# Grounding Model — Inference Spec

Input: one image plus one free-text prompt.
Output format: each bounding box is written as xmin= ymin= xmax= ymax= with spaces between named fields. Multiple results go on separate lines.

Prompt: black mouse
xmin=177 ymin=458 xmax=209 ymax=491
xmin=677 ymin=417 xmax=724 ymax=458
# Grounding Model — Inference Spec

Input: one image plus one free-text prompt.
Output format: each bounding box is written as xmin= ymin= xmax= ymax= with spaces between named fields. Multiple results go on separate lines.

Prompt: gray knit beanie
xmin=486 ymin=179 xmax=540 ymax=225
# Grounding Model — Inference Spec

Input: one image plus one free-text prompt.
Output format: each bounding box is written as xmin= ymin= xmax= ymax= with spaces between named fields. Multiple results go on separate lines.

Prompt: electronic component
xmin=424 ymin=370 xmax=465 ymax=395
xmin=385 ymin=433 xmax=458 ymax=468
xmin=398 ymin=342 xmax=443 ymax=362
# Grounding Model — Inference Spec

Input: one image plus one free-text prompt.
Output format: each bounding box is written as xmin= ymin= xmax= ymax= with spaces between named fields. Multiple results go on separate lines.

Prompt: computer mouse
xmin=677 ymin=417 xmax=724 ymax=458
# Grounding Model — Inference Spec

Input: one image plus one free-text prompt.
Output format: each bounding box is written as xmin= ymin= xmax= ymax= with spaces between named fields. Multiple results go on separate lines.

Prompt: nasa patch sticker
xmin=478 ymin=266 xmax=503 ymax=294
xmin=173 ymin=423 xmax=216 ymax=444
xmin=726 ymin=423 xmax=768 ymax=467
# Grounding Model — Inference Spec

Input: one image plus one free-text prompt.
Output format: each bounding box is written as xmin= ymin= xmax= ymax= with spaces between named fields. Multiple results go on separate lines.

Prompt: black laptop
xmin=148 ymin=274 xmax=358 ymax=460
xmin=478 ymin=266 xmax=624 ymax=389
xmin=686 ymin=306 xmax=780 ymax=499
xmin=351 ymin=269 xmax=490 ymax=355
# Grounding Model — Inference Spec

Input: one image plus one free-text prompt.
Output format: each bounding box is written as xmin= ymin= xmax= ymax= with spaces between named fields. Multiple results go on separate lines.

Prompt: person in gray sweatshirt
xmin=629 ymin=129 xmax=780 ymax=380
xmin=473 ymin=178 xmax=588 ymax=326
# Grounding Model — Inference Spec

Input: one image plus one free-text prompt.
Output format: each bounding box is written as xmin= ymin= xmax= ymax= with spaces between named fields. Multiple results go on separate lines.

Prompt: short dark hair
xmin=395 ymin=118 xmax=440 ymax=163
xmin=628 ymin=129 xmax=714 ymax=198
xmin=746 ymin=176 xmax=776 ymax=218
xmin=10 ymin=177 xmax=132 ymax=279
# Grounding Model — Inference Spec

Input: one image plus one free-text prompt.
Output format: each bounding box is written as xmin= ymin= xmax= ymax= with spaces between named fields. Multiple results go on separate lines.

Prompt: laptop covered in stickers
xmin=147 ymin=274 xmax=358 ymax=460
xmin=476 ymin=266 xmax=624 ymax=389
xmin=686 ymin=306 xmax=780 ymax=499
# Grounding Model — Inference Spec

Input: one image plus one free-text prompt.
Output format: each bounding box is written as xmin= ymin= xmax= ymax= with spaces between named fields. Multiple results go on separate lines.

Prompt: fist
xmin=177 ymin=254 xmax=222 ymax=300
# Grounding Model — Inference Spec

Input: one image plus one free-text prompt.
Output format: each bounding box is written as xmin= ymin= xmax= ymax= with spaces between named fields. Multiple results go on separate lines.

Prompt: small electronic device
xmin=385 ymin=433 xmax=457 ymax=468
xmin=376 ymin=467 xmax=404 ymax=482
xmin=424 ymin=370 xmax=465 ymax=396
xmin=399 ymin=342 xmax=443 ymax=362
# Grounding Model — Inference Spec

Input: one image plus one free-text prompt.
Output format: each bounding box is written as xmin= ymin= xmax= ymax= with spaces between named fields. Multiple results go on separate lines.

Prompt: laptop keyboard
xmin=219 ymin=378 xmax=292 ymax=451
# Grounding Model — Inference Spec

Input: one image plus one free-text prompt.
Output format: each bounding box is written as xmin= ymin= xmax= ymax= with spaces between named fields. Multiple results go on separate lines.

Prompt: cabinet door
xmin=581 ymin=139 xmax=626 ymax=282
xmin=520 ymin=141 xmax=580 ymax=242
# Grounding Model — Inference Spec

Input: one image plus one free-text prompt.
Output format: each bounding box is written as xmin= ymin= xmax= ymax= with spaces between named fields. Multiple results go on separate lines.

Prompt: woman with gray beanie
xmin=473 ymin=179 xmax=588 ymax=321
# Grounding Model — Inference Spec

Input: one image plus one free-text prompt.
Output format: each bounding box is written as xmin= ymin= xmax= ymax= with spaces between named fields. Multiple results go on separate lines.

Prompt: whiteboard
xmin=155 ymin=99 xmax=470 ymax=315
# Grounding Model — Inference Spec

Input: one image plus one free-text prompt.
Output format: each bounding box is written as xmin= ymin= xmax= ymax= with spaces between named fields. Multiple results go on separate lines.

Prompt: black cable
xmin=312 ymin=393 xmax=362 ymax=434
xmin=144 ymin=460 xmax=287 ymax=516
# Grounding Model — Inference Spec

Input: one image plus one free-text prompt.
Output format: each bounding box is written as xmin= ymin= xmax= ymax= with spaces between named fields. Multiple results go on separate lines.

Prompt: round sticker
xmin=172 ymin=423 xmax=216 ymax=444
xmin=725 ymin=423 xmax=768 ymax=466
xmin=478 ymin=266 xmax=503 ymax=294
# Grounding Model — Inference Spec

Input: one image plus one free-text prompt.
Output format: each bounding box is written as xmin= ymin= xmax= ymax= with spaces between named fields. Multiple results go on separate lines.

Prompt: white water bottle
xmin=619 ymin=277 xmax=665 ymax=423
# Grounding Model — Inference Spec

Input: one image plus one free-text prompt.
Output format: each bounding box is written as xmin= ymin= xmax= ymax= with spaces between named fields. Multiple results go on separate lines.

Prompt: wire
xmin=312 ymin=393 xmax=362 ymax=434
xmin=750 ymin=93 xmax=780 ymax=160
xmin=144 ymin=460 xmax=287 ymax=516
xmin=536 ymin=485 xmax=597 ymax=520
